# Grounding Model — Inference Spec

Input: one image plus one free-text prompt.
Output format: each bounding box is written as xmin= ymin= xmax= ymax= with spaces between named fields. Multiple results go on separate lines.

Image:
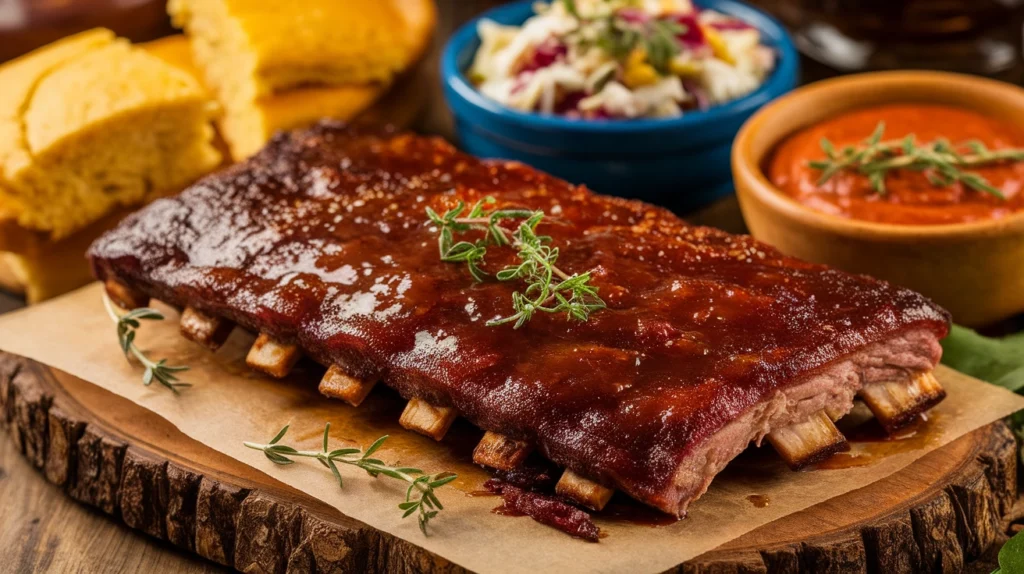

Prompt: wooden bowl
xmin=732 ymin=71 xmax=1024 ymax=327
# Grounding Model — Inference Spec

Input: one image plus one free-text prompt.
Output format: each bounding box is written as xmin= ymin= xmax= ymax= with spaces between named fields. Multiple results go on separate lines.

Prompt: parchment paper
xmin=1 ymin=282 xmax=1022 ymax=574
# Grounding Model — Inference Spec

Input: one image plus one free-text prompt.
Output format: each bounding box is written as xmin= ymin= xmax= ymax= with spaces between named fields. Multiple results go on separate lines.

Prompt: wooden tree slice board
xmin=0 ymin=351 xmax=1016 ymax=574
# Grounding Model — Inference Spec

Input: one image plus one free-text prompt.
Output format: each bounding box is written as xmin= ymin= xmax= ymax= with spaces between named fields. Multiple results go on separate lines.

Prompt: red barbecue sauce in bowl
xmin=766 ymin=104 xmax=1024 ymax=225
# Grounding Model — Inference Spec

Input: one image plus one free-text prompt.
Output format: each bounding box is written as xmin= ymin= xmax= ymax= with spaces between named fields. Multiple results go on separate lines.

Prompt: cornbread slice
xmin=1 ymin=211 xmax=128 ymax=302
xmin=166 ymin=0 xmax=437 ymax=159
xmin=0 ymin=29 xmax=221 ymax=239
xmin=168 ymin=0 xmax=428 ymax=99
xmin=142 ymin=35 xmax=385 ymax=160
xmin=0 ymin=29 xmax=115 ymax=225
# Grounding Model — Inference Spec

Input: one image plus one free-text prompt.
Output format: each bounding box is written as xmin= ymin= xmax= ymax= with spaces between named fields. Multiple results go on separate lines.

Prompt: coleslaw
xmin=469 ymin=0 xmax=776 ymax=119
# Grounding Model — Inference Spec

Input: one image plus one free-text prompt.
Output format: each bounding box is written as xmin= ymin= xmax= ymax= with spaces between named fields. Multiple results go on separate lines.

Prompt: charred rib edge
xmin=556 ymin=469 xmax=614 ymax=511
xmin=859 ymin=370 xmax=945 ymax=433
xmin=246 ymin=333 xmax=302 ymax=378
xmin=104 ymin=278 xmax=149 ymax=310
xmin=399 ymin=398 xmax=457 ymax=441
xmin=319 ymin=365 xmax=378 ymax=407
xmin=180 ymin=306 xmax=234 ymax=351
xmin=472 ymin=431 xmax=532 ymax=471
xmin=767 ymin=410 xmax=849 ymax=470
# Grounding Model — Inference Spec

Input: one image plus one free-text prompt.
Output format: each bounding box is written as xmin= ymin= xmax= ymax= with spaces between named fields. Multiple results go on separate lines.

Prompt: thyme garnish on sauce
xmin=244 ymin=424 xmax=457 ymax=535
xmin=103 ymin=294 xmax=191 ymax=394
xmin=809 ymin=121 xmax=1024 ymax=199
xmin=426 ymin=196 xmax=606 ymax=329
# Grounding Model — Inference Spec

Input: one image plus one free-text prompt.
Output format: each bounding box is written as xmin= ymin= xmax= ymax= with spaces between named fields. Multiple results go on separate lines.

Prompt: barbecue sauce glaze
xmin=89 ymin=123 xmax=950 ymax=513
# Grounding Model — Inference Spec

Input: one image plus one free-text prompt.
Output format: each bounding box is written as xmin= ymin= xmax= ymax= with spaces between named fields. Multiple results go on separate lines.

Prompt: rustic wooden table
xmin=0 ymin=2 xmax=1017 ymax=573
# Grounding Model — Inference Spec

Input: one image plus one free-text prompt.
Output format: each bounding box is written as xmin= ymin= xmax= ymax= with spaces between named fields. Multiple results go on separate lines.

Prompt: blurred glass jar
xmin=756 ymin=0 xmax=1024 ymax=77
xmin=0 ymin=0 xmax=173 ymax=63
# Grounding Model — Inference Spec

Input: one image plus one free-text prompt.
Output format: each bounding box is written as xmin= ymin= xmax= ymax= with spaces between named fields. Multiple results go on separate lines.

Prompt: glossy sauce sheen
xmin=88 ymin=123 xmax=950 ymax=511
xmin=767 ymin=104 xmax=1024 ymax=225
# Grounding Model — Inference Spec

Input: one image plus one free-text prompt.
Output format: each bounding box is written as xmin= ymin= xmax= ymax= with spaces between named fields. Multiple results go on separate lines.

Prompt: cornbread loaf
xmin=0 ymin=28 xmax=221 ymax=240
xmin=166 ymin=0 xmax=436 ymax=159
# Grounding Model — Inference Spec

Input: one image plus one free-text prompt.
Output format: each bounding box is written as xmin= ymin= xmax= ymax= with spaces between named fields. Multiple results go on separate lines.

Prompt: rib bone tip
xmin=399 ymin=398 xmax=456 ymax=441
xmin=860 ymin=370 xmax=945 ymax=433
xmin=245 ymin=333 xmax=301 ymax=378
xmin=180 ymin=306 xmax=234 ymax=351
xmin=472 ymin=431 xmax=532 ymax=471
xmin=555 ymin=469 xmax=614 ymax=511
xmin=104 ymin=278 xmax=149 ymax=310
xmin=825 ymin=405 xmax=846 ymax=422
xmin=319 ymin=365 xmax=377 ymax=407
xmin=768 ymin=410 xmax=849 ymax=470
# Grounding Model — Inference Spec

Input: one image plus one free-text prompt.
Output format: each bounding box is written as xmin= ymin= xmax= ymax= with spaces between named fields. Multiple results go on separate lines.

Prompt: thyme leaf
xmin=244 ymin=424 xmax=457 ymax=535
xmin=809 ymin=121 xmax=1024 ymax=199
xmin=560 ymin=0 xmax=580 ymax=18
xmin=594 ymin=15 xmax=683 ymax=75
xmin=103 ymin=294 xmax=191 ymax=394
xmin=426 ymin=196 xmax=606 ymax=329
xmin=559 ymin=1 xmax=683 ymax=76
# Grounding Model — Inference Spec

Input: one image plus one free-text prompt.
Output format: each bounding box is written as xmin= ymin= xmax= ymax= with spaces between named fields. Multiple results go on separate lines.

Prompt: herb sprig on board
xmin=809 ymin=121 xmax=1024 ymax=199
xmin=244 ymin=424 xmax=457 ymax=535
xmin=103 ymin=294 xmax=191 ymax=394
xmin=426 ymin=196 xmax=606 ymax=329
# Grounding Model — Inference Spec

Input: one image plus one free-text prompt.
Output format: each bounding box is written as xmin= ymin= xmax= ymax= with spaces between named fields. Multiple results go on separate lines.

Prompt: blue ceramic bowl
xmin=442 ymin=0 xmax=799 ymax=211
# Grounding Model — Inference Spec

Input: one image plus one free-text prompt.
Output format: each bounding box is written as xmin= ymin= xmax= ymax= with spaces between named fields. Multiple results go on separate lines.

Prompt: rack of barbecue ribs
xmin=89 ymin=122 xmax=950 ymax=517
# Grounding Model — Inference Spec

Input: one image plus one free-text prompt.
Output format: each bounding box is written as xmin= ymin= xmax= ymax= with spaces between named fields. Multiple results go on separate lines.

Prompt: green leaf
xmin=998 ymin=529 xmax=1024 ymax=573
xmin=866 ymin=122 xmax=885 ymax=145
xmin=425 ymin=490 xmax=443 ymax=510
xmin=160 ymin=364 xmax=189 ymax=373
xmin=269 ymin=425 xmax=290 ymax=445
xmin=495 ymin=268 xmax=520 ymax=281
xmin=264 ymin=451 xmax=294 ymax=465
xmin=322 ymin=423 xmax=331 ymax=453
xmin=363 ymin=435 xmax=388 ymax=458
xmin=820 ymin=138 xmax=836 ymax=159
xmin=328 ymin=458 xmax=343 ymax=488
xmin=941 ymin=325 xmax=1024 ymax=392
xmin=561 ymin=0 xmax=580 ymax=18
xmin=429 ymin=474 xmax=458 ymax=488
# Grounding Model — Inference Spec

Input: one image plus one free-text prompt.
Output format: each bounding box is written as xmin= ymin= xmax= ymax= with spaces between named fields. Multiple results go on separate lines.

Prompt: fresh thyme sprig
xmin=561 ymin=0 xmax=580 ymax=18
xmin=809 ymin=121 xmax=1024 ymax=199
xmin=426 ymin=197 xmax=606 ymax=329
xmin=102 ymin=294 xmax=191 ymax=394
xmin=244 ymin=424 xmax=457 ymax=535
xmin=561 ymin=0 xmax=684 ymax=74
xmin=596 ymin=17 xmax=684 ymax=74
